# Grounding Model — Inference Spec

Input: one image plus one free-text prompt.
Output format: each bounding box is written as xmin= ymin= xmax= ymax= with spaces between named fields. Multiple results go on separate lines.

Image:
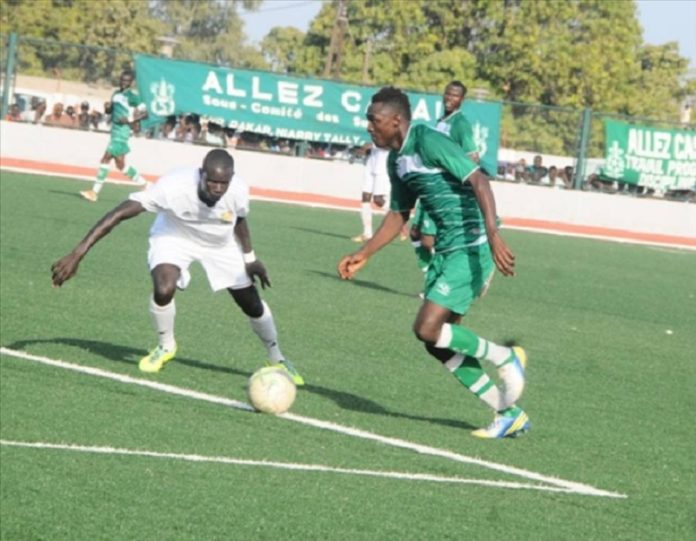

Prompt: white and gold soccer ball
xmin=247 ymin=366 xmax=296 ymax=414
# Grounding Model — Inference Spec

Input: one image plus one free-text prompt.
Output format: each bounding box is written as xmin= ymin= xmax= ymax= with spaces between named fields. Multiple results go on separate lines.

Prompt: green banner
xmin=603 ymin=118 xmax=696 ymax=190
xmin=134 ymin=55 xmax=500 ymax=172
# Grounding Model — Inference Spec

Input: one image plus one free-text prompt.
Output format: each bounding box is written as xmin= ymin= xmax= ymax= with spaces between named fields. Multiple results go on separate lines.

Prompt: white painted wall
xmin=1 ymin=121 xmax=695 ymax=238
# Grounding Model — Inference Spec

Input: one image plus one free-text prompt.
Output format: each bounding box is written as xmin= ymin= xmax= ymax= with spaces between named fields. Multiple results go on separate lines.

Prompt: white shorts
xmin=362 ymin=148 xmax=390 ymax=196
xmin=362 ymin=169 xmax=389 ymax=196
xmin=147 ymin=234 xmax=252 ymax=292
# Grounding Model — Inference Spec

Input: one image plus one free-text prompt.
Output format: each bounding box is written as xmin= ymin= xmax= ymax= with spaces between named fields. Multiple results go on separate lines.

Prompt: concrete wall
xmin=2 ymin=120 xmax=695 ymax=240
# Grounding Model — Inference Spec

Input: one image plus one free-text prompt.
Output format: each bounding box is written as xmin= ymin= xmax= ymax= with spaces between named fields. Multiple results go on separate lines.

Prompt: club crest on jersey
xmin=219 ymin=210 xmax=235 ymax=223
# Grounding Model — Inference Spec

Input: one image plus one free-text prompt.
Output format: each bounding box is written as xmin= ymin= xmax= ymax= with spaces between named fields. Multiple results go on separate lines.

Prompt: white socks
xmin=360 ymin=202 xmax=373 ymax=238
xmin=150 ymin=297 xmax=176 ymax=351
xmin=248 ymin=301 xmax=284 ymax=362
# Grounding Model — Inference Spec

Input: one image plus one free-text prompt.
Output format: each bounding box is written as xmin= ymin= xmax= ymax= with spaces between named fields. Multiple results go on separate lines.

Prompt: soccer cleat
xmin=471 ymin=407 xmax=530 ymax=439
xmin=267 ymin=359 xmax=305 ymax=386
xmin=498 ymin=346 xmax=527 ymax=408
xmin=139 ymin=344 xmax=177 ymax=373
xmin=351 ymin=234 xmax=370 ymax=242
xmin=79 ymin=189 xmax=98 ymax=202
xmin=176 ymin=269 xmax=191 ymax=291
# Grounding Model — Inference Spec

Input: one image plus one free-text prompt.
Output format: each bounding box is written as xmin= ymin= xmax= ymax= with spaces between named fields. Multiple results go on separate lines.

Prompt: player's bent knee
xmin=229 ymin=286 xmax=263 ymax=318
xmin=412 ymin=321 xmax=440 ymax=344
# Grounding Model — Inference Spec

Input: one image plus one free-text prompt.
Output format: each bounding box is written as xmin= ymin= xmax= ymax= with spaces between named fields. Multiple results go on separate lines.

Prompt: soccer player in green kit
xmin=80 ymin=70 xmax=149 ymax=202
xmin=338 ymin=87 xmax=529 ymax=439
xmin=411 ymin=81 xmax=482 ymax=283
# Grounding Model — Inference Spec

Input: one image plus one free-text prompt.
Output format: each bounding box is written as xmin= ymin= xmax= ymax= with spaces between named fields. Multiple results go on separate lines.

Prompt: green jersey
xmin=110 ymin=88 xmax=143 ymax=144
xmin=388 ymin=124 xmax=485 ymax=253
xmin=435 ymin=110 xmax=477 ymax=156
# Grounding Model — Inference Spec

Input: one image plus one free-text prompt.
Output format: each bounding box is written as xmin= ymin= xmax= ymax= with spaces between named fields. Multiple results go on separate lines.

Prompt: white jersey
xmin=130 ymin=166 xmax=249 ymax=247
xmin=363 ymin=144 xmax=390 ymax=195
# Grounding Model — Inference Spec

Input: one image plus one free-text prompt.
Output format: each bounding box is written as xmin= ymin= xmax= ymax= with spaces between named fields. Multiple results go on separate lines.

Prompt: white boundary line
xmin=0 ymin=346 xmax=626 ymax=499
xmin=0 ymin=439 xmax=581 ymax=495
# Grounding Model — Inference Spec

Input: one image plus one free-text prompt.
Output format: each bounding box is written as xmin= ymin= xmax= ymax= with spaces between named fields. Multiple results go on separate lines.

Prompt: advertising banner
xmin=603 ymin=119 xmax=696 ymax=190
xmin=135 ymin=55 xmax=501 ymax=173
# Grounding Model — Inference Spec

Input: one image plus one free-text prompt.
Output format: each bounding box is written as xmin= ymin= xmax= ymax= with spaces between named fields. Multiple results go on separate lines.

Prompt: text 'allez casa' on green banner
xmin=134 ymin=55 xmax=501 ymax=172
xmin=603 ymin=119 xmax=696 ymax=191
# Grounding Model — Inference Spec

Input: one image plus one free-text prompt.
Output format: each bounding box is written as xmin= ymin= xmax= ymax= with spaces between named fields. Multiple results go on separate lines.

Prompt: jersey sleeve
xmin=127 ymin=91 xmax=144 ymax=108
xmin=129 ymin=175 xmax=169 ymax=212
xmin=232 ymin=178 xmax=250 ymax=218
xmin=420 ymin=127 xmax=479 ymax=182
xmin=387 ymin=151 xmax=417 ymax=212
xmin=449 ymin=116 xmax=478 ymax=156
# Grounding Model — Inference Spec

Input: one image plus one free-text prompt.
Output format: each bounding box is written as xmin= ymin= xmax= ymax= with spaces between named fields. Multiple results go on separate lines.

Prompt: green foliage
xmin=271 ymin=0 xmax=693 ymax=154
xmin=150 ymin=0 xmax=265 ymax=69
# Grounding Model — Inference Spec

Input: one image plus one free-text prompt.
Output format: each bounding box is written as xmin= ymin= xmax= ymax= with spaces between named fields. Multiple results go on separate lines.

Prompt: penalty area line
xmin=0 ymin=439 xmax=578 ymax=495
xmin=0 ymin=346 xmax=626 ymax=499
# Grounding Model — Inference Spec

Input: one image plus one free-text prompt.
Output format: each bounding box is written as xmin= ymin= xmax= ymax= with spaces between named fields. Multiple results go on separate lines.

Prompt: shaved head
xmin=203 ymin=149 xmax=235 ymax=176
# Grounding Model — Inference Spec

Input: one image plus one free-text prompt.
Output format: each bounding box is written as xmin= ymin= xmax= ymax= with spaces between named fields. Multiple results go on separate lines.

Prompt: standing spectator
xmin=77 ymin=101 xmax=91 ymax=130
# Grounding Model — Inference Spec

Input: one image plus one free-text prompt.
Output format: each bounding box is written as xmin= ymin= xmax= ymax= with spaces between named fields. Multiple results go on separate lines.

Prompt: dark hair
xmin=371 ymin=86 xmax=411 ymax=121
xmin=203 ymin=149 xmax=234 ymax=173
xmin=121 ymin=69 xmax=135 ymax=79
xmin=448 ymin=80 xmax=468 ymax=97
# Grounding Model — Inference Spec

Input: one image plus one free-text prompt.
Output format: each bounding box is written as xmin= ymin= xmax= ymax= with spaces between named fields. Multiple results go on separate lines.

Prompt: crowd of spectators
xmin=496 ymin=155 xmax=574 ymax=189
xmin=4 ymin=98 xmax=693 ymax=202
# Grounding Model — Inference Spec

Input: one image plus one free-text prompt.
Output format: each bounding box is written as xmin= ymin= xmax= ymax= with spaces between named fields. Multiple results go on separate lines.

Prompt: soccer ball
xmin=247 ymin=366 xmax=296 ymax=414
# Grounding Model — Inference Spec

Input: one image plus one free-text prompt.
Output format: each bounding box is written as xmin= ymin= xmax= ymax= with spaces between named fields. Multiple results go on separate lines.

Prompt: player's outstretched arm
xmin=51 ymin=200 xmax=146 ymax=287
xmin=338 ymin=210 xmax=408 ymax=280
xmin=234 ymin=217 xmax=271 ymax=289
xmin=468 ymin=170 xmax=515 ymax=277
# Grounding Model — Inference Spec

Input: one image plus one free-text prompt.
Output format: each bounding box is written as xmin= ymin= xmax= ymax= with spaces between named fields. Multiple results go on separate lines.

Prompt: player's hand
xmin=245 ymin=260 xmax=271 ymax=289
xmin=337 ymin=252 xmax=368 ymax=280
xmin=488 ymin=232 xmax=515 ymax=277
xmin=51 ymin=252 xmax=81 ymax=287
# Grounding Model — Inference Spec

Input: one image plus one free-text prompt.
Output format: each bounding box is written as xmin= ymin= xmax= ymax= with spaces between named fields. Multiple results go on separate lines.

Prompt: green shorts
xmin=106 ymin=140 xmax=130 ymax=157
xmin=424 ymin=245 xmax=495 ymax=315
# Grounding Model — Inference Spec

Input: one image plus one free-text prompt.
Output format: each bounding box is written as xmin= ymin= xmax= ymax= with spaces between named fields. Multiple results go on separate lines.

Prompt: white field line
xmin=0 ymin=439 xmax=581 ymax=495
xmin=0 ymin=346 xmax=626 ymax=499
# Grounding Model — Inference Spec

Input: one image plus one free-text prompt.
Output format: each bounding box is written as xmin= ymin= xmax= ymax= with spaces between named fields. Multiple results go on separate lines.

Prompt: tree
xmin=260 ymin=26 xmax=305 ymax=74
xmin=149 ymin=0 xmax=265 ymax=69
xmin=1 ymin=0 xmax=163 ymax=83
xmin=274 ymin=0 xmax=693 ymax=154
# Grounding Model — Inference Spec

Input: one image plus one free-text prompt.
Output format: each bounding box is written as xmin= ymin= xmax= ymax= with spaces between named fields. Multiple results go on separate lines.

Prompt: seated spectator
xmin=77 ymin=101 xmax=91 ymax=130
xmin=279 ymin=139 xmax=292 ymax=154
xmin=514 ymin=158 xmax=528 ymax=182
xmin=202 ymin=122 xmax=226 ymax=147
xmin=4 ymin=103 xmax=21 ymax=121
xmin=527 ymin=155 xmax=548 ymax=183
xmin=43 ymin=103 xmax=74 ymax=128
xmin=64 ymin=105 xmax=77 ymax=127
xmin=20 ymin=97 xmax=46 ymax=124
xmin=157 ymin=117 xmax=177 ymax=140
xmin=90 ymin=110 xmax=104 ymax=131
xmin=225 ymin=128 xmax=239 ymax=148
xmin=560 ymin=166 xmax=574 ymax=188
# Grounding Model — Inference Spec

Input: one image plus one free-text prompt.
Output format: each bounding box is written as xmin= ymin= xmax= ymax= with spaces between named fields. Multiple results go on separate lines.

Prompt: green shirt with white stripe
xmin=435 ymin=110 xmax=478 ymax=156
xmin=387 ymin=123 xmax=485 ymax=253
xmin=110 ymin=88 xmax=143 ymax=144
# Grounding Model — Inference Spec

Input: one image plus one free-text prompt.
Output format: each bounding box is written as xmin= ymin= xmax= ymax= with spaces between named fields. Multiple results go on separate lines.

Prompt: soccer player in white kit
xmin=352 ymin=143 xmax=391 ymax=242
xmin=51 ymin=149 xmax=304 ymax=385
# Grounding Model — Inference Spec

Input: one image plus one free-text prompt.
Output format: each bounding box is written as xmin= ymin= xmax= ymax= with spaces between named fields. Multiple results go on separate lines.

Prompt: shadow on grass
xmin=307 ymin=269 xmax=416 ymax=299
xmin=5 ymin=337 xmax=475 ymax=430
